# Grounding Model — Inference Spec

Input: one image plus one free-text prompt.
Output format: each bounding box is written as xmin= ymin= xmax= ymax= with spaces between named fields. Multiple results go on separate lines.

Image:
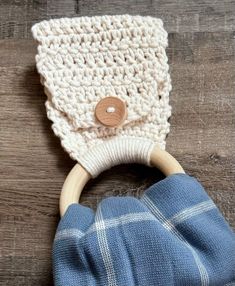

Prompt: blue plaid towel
xmin=53 ymin=174 xmax=235 ymax=286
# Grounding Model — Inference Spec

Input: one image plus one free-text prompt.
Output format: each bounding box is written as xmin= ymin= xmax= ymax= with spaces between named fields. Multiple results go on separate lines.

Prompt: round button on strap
xmin=95 ymin=96 xmax=127 ymax=127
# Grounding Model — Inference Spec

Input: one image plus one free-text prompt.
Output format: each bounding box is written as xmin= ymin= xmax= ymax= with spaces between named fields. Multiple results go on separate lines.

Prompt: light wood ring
xmin=60 ymin=146 xmax=184 ymax=217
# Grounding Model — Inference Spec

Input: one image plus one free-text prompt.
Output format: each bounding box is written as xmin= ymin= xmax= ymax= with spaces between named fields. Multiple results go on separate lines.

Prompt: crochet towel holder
xmin=31 ymin=17 xmax=235 ymax=286
xmin=60 ymin=143 xmax=184 ymax=216
xmin=31 ymin=15 xmax=185 ymax=216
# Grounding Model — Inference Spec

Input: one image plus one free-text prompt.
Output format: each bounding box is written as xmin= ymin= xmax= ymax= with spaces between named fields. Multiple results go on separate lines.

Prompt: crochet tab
xmin=32 ymin=15 xmax=172 ymax=174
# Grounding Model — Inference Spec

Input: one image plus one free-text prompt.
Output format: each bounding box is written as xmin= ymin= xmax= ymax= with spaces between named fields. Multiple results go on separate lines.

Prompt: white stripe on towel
xmin=142 ymin=195 xmax=209 ymax=286
xmin=95 ymin=207 xmax=118 ymax=286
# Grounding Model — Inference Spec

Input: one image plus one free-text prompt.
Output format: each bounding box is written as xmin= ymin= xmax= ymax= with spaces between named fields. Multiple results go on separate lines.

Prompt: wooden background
xmin=0 ymin=1 xmax=235 ymax=285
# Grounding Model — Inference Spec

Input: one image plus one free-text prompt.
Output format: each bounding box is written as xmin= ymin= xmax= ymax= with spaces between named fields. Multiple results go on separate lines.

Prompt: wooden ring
xmin=59 ymin=146 xmax=184 ymax=216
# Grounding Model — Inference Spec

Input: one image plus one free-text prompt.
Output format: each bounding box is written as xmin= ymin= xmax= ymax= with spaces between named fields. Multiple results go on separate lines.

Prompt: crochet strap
xmin=60 ymin=138 xmax=184 ymax=216
xmin=79 ymin=137 xmax=155 ymax=178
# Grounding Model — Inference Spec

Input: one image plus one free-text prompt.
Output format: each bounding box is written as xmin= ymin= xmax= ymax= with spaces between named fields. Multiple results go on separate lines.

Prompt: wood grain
xmin=0 ymin=1 xmax=234 ymax=285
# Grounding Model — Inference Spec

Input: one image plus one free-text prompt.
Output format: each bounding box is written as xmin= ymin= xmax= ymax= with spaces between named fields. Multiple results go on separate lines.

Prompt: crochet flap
xmin=32 ymin=15 xmax=170 ymax=130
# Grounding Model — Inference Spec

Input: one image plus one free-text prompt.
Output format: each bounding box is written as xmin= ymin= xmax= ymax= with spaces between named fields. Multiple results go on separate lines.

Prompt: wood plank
xmin=0 ymin=1 xmax=235 ymax=285
xmin=1 ymin=0 xmax=235 ymax=39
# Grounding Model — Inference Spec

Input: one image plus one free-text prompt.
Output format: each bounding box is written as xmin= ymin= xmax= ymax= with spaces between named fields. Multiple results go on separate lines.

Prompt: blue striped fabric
xmin=53 ymin=174 xmax=235 ymax=285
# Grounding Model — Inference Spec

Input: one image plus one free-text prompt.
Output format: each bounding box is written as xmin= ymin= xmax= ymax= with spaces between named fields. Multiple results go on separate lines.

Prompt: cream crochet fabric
xmin=32 ymin=15 xmax=172 ymax=177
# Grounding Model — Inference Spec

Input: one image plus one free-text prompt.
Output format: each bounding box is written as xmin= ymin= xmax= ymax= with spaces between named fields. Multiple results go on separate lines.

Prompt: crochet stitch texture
xmin=32 ymin=15 xmax=172 ymax=176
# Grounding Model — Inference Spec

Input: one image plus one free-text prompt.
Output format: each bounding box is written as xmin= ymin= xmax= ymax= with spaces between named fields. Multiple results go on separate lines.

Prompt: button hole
xmin=106 ymin=106 xmax=116 ymax=113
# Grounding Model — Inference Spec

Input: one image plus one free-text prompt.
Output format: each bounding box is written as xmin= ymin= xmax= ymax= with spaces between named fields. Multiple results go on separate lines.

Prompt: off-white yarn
xmin=32 ymin=15 xmax=172 ymax=177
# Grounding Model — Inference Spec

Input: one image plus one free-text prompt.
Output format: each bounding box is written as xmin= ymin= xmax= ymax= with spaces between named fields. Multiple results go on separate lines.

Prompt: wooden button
xmin=95 ymin=96 xmax=127 ymax=127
